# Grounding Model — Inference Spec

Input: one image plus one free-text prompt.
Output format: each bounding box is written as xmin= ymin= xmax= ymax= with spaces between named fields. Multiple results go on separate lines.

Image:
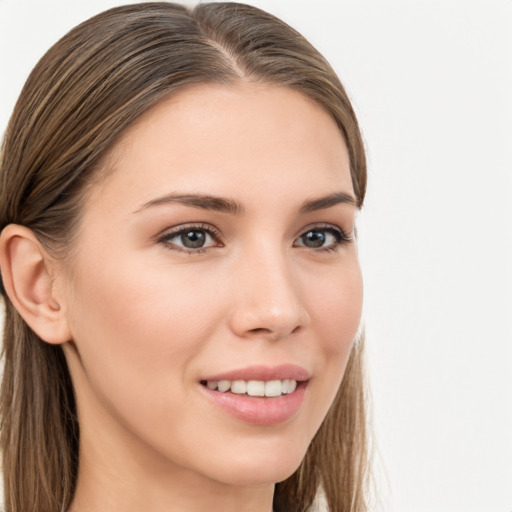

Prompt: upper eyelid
xmin=156 ymin=223 xmax=222 ymax=240
xmin=157 ymin=222 xmax=346 ymax=235
xmin=296 ymin=222 xmax=349 ymax=238
xmin=295 ymin=226 xmax=348 ymax=243
xmin=155 ymin=222 xmax=351 ymax=247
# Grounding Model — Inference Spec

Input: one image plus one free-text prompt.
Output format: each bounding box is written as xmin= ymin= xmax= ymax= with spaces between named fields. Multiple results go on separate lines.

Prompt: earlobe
xmin=0 ymin=224 xmax=72 ymax=344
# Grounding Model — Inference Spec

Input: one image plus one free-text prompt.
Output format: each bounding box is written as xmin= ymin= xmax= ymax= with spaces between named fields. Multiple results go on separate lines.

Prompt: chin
xmin=213 ymin=463 xmax=302 ymax=487
xmin=202 ymin=438 xmax=309 ymax=487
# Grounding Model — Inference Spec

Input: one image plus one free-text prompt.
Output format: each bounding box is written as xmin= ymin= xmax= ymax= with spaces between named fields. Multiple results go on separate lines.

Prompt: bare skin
xmin=0 ymin=82 xmax=362 ymax=512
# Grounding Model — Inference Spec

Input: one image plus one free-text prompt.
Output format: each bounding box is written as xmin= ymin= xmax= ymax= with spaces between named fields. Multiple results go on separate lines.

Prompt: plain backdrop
xmin=1 ymin=1 xmax=511 ymax=511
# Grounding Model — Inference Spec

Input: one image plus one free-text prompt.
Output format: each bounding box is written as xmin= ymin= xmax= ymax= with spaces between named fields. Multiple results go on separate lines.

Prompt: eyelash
xmin=294 ymin=224 xmax=352 ymax=253
xmin=157 ymin=223 xmax=222 ymax=255
xmin=156 ymin=223 xmax=352 ymax=255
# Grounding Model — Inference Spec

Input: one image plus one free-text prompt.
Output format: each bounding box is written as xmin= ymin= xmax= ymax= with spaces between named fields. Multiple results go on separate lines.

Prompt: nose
xmin=228 ymin=246 xmax=310 ymax=341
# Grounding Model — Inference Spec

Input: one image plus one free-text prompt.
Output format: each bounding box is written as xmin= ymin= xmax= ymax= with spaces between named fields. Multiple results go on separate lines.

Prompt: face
xmin=60 ymin=83 xmax=363 ymax=489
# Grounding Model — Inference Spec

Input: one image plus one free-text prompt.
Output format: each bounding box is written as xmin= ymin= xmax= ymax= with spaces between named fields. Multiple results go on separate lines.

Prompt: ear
xmin=0 ymin=224 xmax=72 ymax=344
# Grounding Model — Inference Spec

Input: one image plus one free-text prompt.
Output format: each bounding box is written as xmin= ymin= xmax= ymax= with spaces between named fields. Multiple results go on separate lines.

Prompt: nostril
xmin=246 ymin=325 xmax=301 ymax=340
xmin=248 ymin=327 xmax=271 ymax=335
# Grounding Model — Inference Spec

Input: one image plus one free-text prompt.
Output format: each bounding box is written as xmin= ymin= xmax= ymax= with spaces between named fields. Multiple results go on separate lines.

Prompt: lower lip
xmin=199 ymin=382 xmax=307 ymax=426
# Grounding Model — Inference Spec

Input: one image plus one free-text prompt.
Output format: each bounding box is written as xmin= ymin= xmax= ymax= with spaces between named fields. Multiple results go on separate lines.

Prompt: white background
xmin=1 ymin=1 xmax=511 ymax=511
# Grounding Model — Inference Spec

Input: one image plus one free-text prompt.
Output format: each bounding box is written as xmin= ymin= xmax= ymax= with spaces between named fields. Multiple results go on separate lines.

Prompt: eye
xmin=157 ymin=224 xmax=221 ymax=253
xmin=294 ymin=226 xmax=350 ymax=251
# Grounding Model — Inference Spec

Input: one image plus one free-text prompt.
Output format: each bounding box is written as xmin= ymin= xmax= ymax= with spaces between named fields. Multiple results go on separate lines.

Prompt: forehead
xmin=89 ymin=82 xmax=353 ymax=212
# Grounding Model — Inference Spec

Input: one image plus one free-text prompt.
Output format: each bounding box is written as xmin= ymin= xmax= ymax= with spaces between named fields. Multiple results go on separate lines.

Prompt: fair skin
xmin=0 ymin=83 xmax=362 ymax=512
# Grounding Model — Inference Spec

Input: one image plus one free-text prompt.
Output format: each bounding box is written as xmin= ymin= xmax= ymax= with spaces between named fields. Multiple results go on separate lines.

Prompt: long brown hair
xmin=0 ymin=3 xmax=369 ymax=511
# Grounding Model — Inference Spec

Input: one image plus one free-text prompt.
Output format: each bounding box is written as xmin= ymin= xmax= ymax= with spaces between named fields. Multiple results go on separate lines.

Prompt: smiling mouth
xmin=199 ymin=374 xmax=309 ymax=425
xmin=200 ymin=379 xmax=300 ymax=397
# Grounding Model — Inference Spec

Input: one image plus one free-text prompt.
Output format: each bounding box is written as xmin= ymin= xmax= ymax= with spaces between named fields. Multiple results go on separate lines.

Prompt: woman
xmin=0 ymin=2 xmax=370 ymax=511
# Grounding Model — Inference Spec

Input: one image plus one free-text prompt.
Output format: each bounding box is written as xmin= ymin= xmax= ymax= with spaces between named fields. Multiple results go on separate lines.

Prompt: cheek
xmin=69 ymin=252 xmax=220 ymax=346
xmin=301 ymin=259 xmax=363 ymax=425
xmin=307 ymin=259 xmax=363 ymax=355
xmin=63 ymin=256 xmax=231 ymax=457
xmin=64 ymin=254 xmax=226 ymax=415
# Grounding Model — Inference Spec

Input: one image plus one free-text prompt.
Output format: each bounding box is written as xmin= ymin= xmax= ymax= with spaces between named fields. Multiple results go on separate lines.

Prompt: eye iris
xmin=181 ymin=230 xmax=206 ymax=248
xmin=303 ymin=230 xmax=325 ymax=248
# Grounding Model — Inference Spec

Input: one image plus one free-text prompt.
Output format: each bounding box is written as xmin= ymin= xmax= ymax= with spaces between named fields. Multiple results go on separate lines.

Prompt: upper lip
xmin=201 ymin=364 xmax=310 ymax=382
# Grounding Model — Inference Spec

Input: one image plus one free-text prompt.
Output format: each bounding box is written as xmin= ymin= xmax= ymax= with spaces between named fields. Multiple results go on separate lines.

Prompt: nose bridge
xmin=230 ymin=239 xmax=308 ymax=339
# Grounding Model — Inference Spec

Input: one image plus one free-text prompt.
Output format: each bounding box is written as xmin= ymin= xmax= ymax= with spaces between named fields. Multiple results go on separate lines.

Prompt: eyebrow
xmin=136 ymin=193 xmax=244 ymax=215
xmin=298 ymin=192 xmax=357 ymax=213
xmin=136 ymin=191 xmax=357 ymax=215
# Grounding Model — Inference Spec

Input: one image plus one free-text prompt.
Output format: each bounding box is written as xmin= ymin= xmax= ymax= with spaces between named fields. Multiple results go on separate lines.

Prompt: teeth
xmin=217 ymin=380 xmax=231 ymax=392
xmin=264 ymin=380 xmax=282 ymax=397
xmin=231 ymin=380 xmax=247 ymax=394
xmin=247 ymin=380 xmax=265 ymax=396
xmin=204 ymin=379 xmax=298 ymax=396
